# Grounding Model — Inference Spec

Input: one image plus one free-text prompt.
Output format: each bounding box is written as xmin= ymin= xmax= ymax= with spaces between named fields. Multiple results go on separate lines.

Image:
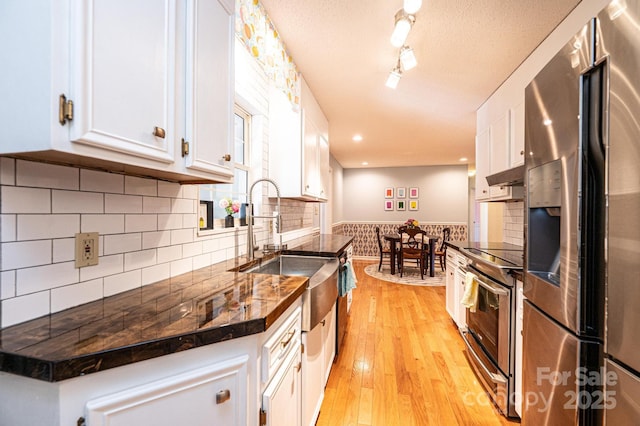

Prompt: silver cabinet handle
xmin=153 ymin=126 xmax=166 ymax=138
xmin=216 ymin=389 xmax=231 ymax=404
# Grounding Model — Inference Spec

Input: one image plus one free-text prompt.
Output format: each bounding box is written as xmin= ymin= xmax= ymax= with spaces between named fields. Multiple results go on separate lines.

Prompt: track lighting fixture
xmin=385 ymin=61 xmax=402 ymax=89
xmin=390 ymin=9 xmax=416 ymax=48
xmin=400 ymin=45 xmax=417 ymax=70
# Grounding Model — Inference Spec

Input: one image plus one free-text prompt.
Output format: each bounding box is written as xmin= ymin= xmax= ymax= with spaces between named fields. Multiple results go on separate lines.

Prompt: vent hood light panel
xmin=486 ymin=165 xmax=525 ymax=187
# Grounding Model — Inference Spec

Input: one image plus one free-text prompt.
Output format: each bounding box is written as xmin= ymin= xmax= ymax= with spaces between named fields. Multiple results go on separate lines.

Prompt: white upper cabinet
xmin=1 ymin=0 xmax=234 ymax=184
xmin=489 ymin=112 xmax=510 ymax=199
xmin=269 ymin=78 xmax=329 ymax=201
xmin=509 ymin=101 xmax=525 ymax=167
xmin=475 ymin=127 xmax=491 ymax=201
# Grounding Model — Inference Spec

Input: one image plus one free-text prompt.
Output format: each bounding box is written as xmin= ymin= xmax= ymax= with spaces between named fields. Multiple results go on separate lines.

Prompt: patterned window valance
xmin=236 ymin=0 xmax=300 ymax=108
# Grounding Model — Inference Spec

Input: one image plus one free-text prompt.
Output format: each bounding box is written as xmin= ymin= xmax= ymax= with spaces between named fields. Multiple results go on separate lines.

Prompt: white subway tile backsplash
xmin=183 ymin=214 xmax=198 ymax=229
xmin=143 ymin=196 xmax=171 ymax=213
xmin=180 ymin=184 xmax=199 ymax=200
xmin=51 ymin=279 xmax=103 ymax=313
xmin=104 ymin=233 xmax=142 ymax=255
xmin=503 ymin=202 xmax=524 ymax=246
xmin=125 ymin=214 xmax=158 ymax=233
xmin=16 ymin=160 xmax=79 ymax=190
xmin=80 ymin=169 xmax=124 ymax=194
xmin=182 ymin=241 xmax=203 ymax=258
xmin=171 ymin=258 xmax=192 ymax=276
xmin=142 ymin=231 xmax=171 ymax=249
xmin=124 ymin=248 xmax=157 ymax=272
xmin=172 ymin=198 xmax=195 ymax=214
xmin=82 ymin=214 xmax=125 ymax=235
xmin=125 ymin=176 xmax=157 ymax=196
xmin=171 ymin=228 xmax=194 ymax=245
xmin=202 ymin=238 xmax=220 ymax=253
xmin=105 ymin=194 xmax=143 ymax=213
xmin=157 ymin=180 xmax=181 ymax=198
xmin=1 ymin=271 xmax=16 ymax=299
xmin=52 ymin=190 xmax=104 ymax=214
xmin=17 ymin=214 xmax=79 ymax=240
xmin=142 ymin=263 xmax=171 ymax=286
xmin=193 ymin=253 xmax=212 ymax=270
xmin=157 ymin=245 xmax=182 ymax=263
xmin=1 ymin=186 xmax=51 ymax=214
xmin=16 ymin=261 xmax=78 ymax=295
xmin=53 ymin=238 xmax=75 ymax=262
xmin=104 ymin=270 xmax=141 ymax=297
xmin=157 ymin=213 xmax=183 ymax=230
xmin=1 ymin=240 xmax=52 ymax=270
xmin=0 ymin=157 xmax=16 ymax=185
xmin=79 ymin=254 xmax=124 ymax=282
xmin=1 ymin=214 xmax=16 ymax=242
xmin=1 ymin=291 xmax=50 ymax=327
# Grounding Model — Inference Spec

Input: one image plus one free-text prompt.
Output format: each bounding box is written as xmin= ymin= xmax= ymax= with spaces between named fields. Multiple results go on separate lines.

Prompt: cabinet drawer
xmin=262 ymin=306 xmax=302 ymax=383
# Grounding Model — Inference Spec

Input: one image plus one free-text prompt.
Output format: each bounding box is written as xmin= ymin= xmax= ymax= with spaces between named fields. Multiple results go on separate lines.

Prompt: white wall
xmin=330 ymin=155 xmax=344 ymax=224
xmin=342 ymin=165 xmax=468 ymax=223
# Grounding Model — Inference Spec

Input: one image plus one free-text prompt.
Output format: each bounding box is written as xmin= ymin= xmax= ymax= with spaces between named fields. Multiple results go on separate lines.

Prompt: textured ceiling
xmin=258 ymin=0 xmax=581 ymax=169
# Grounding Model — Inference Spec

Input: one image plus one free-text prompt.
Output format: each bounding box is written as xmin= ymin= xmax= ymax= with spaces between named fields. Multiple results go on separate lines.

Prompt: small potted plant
xmin=219 ymin=198 xmax=241 ymax=228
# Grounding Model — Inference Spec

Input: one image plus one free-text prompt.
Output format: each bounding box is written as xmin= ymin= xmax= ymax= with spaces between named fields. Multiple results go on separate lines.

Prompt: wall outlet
xmin=75 ymin=232 xmax=99 ymax=268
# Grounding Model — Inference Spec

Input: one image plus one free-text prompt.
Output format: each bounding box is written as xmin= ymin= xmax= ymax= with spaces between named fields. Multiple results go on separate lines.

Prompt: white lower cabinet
xmin=445 ymin=251 xmax=457 ymax=320
xmin=302 ymin=303 xmax=336 ymax=426
xmin=261 ymin=347 xmax=302 ymax=426
xmin=85 ymin=355 xmax=248 ymax=426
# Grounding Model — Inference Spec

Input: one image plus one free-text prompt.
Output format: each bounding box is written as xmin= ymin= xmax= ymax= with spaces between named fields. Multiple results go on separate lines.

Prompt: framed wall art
xmin=409 ymin=200 xmax=419 ymax=211
xmin=409 ymin=187 xmax=419 ymax=198
xmin=384 ymin=187 xmax=394 ymax=198
xmin=396 ymin=200 xmax=406 ymax=211
xmin=384 ymin=200 xmax=394 ymax=211
xmin=396 ymin=187 xmax=406 ymax=198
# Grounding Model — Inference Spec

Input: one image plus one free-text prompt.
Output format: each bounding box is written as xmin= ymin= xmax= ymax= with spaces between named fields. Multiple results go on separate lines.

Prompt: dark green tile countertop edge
xmin=0 ymin=234 xmax=353 ymax=382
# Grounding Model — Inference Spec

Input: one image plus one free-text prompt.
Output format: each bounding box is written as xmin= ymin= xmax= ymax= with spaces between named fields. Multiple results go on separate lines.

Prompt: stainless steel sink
xmin=241 ymin=255 xmax=339 ymax=331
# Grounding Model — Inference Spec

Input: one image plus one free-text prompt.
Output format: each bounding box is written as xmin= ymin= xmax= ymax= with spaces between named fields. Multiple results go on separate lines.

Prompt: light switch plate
xmin=75 ymin=232 xmax=99 ymax=268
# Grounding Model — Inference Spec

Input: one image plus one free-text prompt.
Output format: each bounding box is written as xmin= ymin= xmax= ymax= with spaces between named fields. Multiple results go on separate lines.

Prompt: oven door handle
xmin=476 ymin=279 xmax=509 ymax=297
xmin=461 ymin=331 xmax=507 ymax=384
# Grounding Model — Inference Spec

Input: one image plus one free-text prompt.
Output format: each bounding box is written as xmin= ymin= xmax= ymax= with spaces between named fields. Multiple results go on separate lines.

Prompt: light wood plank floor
xmin=316 ymin=260 xmax=520 ymax=426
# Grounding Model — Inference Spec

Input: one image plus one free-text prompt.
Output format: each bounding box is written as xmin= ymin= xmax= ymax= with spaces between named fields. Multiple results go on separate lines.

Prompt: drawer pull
xmin=216 ymin=389 xmax=231 ymax=404
xmin=280 ymin=330 xmax=295 ymax=349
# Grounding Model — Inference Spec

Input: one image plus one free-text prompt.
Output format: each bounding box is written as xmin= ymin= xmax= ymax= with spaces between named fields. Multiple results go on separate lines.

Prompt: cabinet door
xmin=85 ymin=355 xmax=248 ymax=426
xmin=70 ymin=0 xmax=178 ymax=164
xmin=302 ymin=323 xmax=324 ymax=426
xmin=510 ymin=102 xmax=525 ymax=167
xmin=445 ymin=254 xmax=456 ymax=320
xmin=322 ymin=304 xmax=336 ymax=383
xmin=262 ymin=348 xmax=302 ymax=426
xmin=489 ymin=112 xmax=510 ymax=198
xmin=475 ymin=128 xmax=491 ymax=200
xmin=183 ymin=0 xmax=234 ymax=181
xmin=302 ymin=112 xmax=320 ymax=198
xmin=317 ymin=136 xmax=330 ymax=201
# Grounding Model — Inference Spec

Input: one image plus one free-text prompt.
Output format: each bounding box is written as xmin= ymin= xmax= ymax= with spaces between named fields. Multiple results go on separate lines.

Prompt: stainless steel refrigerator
xmin=523 ymin=0 xmax=640 ymax=424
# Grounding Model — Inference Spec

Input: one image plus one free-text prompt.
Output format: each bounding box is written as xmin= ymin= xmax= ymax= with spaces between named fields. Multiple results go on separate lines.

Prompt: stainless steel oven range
xmin=459 ymin=247 xmax=523 ymax=419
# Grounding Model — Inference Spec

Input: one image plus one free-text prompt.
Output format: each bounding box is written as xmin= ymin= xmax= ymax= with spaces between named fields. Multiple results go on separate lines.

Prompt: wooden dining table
xmin=383 ymin=233 xmax=439 ymax=277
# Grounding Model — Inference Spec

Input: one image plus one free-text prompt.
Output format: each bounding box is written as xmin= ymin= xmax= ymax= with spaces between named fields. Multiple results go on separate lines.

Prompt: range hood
xmin=486 ymin=165 xmax=525 ymax=187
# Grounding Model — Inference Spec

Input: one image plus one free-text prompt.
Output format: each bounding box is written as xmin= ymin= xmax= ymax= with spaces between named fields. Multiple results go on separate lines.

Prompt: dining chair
xmin=433 ymin=227 xmax=451 ymax=271
xmin=398 ymin=227 xmax=429 ymax=279
xmin=375 ymin=226 xmax=393 ymax=271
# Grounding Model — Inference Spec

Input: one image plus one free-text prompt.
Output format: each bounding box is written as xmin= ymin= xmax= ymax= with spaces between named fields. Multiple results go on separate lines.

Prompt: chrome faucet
xmin=247 ymin=178 xmax=282 ymax=260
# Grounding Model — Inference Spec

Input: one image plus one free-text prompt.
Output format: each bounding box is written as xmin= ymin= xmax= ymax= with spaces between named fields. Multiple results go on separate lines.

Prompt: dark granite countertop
xmin=284 ymin=234 xmax=353 ymax=257
xmin=0 ymin=234 xmax=351 ymax=382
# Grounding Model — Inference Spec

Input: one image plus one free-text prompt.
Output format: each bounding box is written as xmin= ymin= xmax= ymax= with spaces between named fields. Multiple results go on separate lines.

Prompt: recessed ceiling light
xmin=459 ymin=157 xmax=468 ymax=162
xmin=362 ymin=161 xmax=369 ymax=166
xmin=353 ymin=135 xmax=363 ymax=142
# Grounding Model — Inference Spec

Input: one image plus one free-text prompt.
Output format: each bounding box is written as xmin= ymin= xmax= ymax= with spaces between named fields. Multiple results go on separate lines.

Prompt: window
xmin=199 ymin=105 xmax=251 ymax=230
